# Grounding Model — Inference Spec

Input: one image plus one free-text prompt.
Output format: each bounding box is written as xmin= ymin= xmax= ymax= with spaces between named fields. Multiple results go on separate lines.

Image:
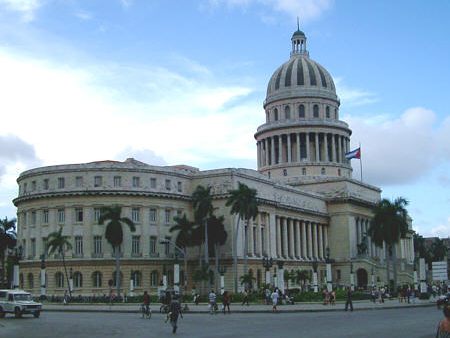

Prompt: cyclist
xmin=143 ymin=291 xmax=150 ymax=316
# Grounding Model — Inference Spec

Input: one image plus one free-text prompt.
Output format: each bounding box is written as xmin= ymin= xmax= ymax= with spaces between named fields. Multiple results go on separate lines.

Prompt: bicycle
xmin=140 ymin=304 xmax=152 ymax=319
xmin=160 ymin=303 xmax=170 ymax=314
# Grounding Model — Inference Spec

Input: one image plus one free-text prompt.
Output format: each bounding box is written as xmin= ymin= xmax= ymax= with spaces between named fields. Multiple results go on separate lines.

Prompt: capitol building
xmin=14 ymin=28 xmax=415 ymax=296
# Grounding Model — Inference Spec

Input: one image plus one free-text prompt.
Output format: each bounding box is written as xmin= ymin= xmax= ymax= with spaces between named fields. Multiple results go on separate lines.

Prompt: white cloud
xmin=0 ymin=0 xmax=42 ymax=22
xmin=334 ymin=78 xmax=378 ymax=106
xmin=74 ymin=10 xmax=93 ymax=21
xmin=430 ymin=217 xmax=450 ymax=238
xmin=345 ymin=107 xmax=450 ymax=186
xmin=206 ymin=0 xmax=333 ymax=21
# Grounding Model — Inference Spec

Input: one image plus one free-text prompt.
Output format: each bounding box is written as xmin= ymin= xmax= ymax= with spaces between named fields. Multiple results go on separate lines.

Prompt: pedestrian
xmin=143 ymin=290 xmax=150 ymax=316
xmin=330 ymin=290 xmax=336 ymax=305
xmin=208 ymin=290 xmax=217 ymax=314
xmin=265 ymin=288 xmax=271 ymax=305
xmin=168 ymin=294 xmax=183 ymax=334
xmin=344 ymin=286 xmax=353 ymax=312
xmin=241 ymin=289 xmax=249 ymax=306
xmin=271 ymin=288 xmax=279 ymax=312
xmin=222 ymin=291 xmax=231 ymax=314
xmin=63 ymin=290 xmax=68 ymax=305
xmin=194 ymin=293 xmax=199 ymax=305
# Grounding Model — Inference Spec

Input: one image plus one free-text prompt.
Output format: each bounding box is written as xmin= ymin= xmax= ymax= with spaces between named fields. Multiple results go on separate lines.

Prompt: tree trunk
xmin=115 ymin=247 xmax=121 ymax=298
xmin=233 ymin=217 xmax=241 ymax=293
xmin=392 ymin=243 xmax=398 ymax=293
xmin=204 ymin=218 xmax=209 ymax=266
xmin=243 ymin=218 xmax=248 ymax=276
xmin=61 ymin=250 xmax=71 ymax=297
xmin=386 ymin=244 xmax=391 ymax=290
xmin=214 ymin=244 xmax=219 ymax=291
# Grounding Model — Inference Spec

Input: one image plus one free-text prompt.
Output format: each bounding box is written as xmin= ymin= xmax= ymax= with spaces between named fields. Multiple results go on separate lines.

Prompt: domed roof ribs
xmin=275 ymin=68 xmax=282 ymax=90
xmin=305 ymin=59 xmax=317 ymax=86
xmin=296 ymin=57 xmax=304 ymax=85
xmin=317 ymin=66 xmax=328 ymax=88
xmin=284 ymin=59 xmax=295 ymax=87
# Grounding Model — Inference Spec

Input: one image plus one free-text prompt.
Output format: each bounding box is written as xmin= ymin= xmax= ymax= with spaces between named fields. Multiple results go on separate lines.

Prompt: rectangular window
xmin=149 ymin=236 xmax=157 ymax=254
xmin=176 ymin=209 xmax=182 ymax=218
xmin=132 ymin=236 xmax=140 ymax=255
xmin=149 ymin=208 xmax=157 ymax=223
xmin=31 ymin=181 xmax=36 ymax=191
xmin=31 ymin=211 xmax=36 ymax=225
xmin=261 ymin=227 xmax=265 ymax=254
xmin=43 ymin=179 xmax=49 ymax=190
xmin=94 ymin=176 xmax=102 ymax=187
xmin=31 ymin=238 xmax=36 ymax=257
xmin=75 ymin=236 xmax=83 ymax=256
xmin=42 ymin=209 xmax=49 ymax=224
xmin=165 ymin=209 xmax=171 ymax=224
xmin=113 ymin=176 xmax=122 ymax=187
xmin=132 ymin=208 xmax=140 ymax=223
xmin=132 ymin=176 xmax=140 ymax=187
xmin=94 ymin=208 xmax=101 ymax=222
xmin=58 ymin=177 xmax=65 ymax=189
xmin=164 ymin=236 xmax=171 ymax=255
xmin=75 ymin=208 xmax=83 ymax=223
xmin=165 ymin=179 xmax=171 ymax=191
xmin=177 ymin=181 xmax=182 ymax=192
xmin=93 ymin=236 xmax=102 ymax=255
xmin=57 ymin=209 xmax=65 ymax=223
xmin=75 ymin=176 xmax=83 ymax=187
xmin=42 ymin=237 xmax=48 ymax=255
xmin=336 ymin=269 xmax=341 ymax=280
xmin=150 ymin=178 xmax=156 ymax=189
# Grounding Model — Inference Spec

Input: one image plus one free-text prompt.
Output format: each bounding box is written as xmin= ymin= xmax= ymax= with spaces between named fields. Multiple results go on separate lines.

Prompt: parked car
xmin=0 ymin=289 xmax=42 ymax=318
xmin=436 ymin=292 xmax=450 ymax=309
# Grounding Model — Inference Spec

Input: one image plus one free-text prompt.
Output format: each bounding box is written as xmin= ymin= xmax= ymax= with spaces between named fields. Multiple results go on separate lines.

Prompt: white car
xmin=0 ymin=289 xmax=42 ymax=318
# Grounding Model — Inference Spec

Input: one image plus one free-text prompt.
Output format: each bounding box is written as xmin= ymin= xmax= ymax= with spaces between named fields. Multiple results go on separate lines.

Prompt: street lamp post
xmin=160 ymin=239 xmax=188 ymax=292
xmin=40 ymin=254 xmax=46 ymax=299
xmin=218 ymin=265 xmax=227 ymax=295
xmin=325 ymin=247 xmax=332 ymax=292
xmin=413 ymin=252 xmax=419 ymax=291
xmin=129 ymin=270 xmax=135 ymax=297
xmin=69 ymin=267 xmax=74 ymax=295
xmin=312 ymin=261 xmax=318 ymax=293
xmin=262 ymin=256 xmax=273 ymax=286
xmin=350 ymin=262 xmax=355 ymax=291
xmin=277 ymin=260 xmax=285 ymax=294
xmin=371 ymin=267 xmax=375 ymax=289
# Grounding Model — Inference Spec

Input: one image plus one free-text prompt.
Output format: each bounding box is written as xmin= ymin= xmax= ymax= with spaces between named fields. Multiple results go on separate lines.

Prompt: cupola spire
xmin=291 ymin=19 xmax=308 ymax=57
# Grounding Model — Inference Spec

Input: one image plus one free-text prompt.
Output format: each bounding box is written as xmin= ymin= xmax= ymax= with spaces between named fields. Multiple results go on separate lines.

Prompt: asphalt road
xmin=0 ymin=307 xmax=442 ymax=338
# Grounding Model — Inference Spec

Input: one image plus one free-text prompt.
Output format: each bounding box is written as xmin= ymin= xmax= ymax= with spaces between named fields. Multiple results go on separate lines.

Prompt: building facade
xmin=14 ymin=29 xmax=415 ymax=296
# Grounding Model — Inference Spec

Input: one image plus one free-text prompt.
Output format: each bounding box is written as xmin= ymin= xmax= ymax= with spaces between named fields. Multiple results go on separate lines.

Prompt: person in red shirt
xmin=143 ymin=291 xmax=150 ymax=316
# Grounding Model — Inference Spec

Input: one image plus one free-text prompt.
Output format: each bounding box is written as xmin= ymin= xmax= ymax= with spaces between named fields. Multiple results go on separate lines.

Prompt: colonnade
xmin=246 ymin=213 xmax=270 ymax=258
xmin=355 ymin=217 xmax=380 ymax=259
xmin=257 ymin=131 xmax=350 ymax=168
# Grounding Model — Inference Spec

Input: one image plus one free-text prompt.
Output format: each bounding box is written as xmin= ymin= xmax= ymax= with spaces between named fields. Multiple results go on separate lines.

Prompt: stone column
xmin=366 ymin=220 xmax=372 ymax=256
xmin=287 ymin=133 xmax=292 ymax=163
xmin=278 ymin=135 xmax=283 ymax=164
xmin=301 ymin=221 xmax=307 ymax=259
xmin=315 ymin=132 xmax=320 ymax=162
xmin=307 ymin=222 xmax=313 ymax=259
xmin=318 ymin=224 xmax=324 ymax=260
xmin=276 ymin=217 xmax=282 ymax=258
xmin=295 ymin=220 xmax=301 ymax=259
xmin=248 ymin=222 xmax=254 ymax=257
xmin=256 ymin=213 xmax=262 ymax=257
xmin=337 ymin=135 xmax=341 ymax=163
xmin=257 ymin=141 xmax=261 ymax=168
xmin=324 ymin=226 xmax=329 ymax=251
xmin=282 ymin=218 xmax=288 ymax=258
xmin=269 ymin=213 xmax=277 ymax=258
xmin=296 ymin=133 xmax=301 ymax=162
xmin=305 ymin=133 xmax=310 ymax=161
xmin=313 ymin=223 xmax=319 ymax=259
xmin=271 ymin=137 xmax=275 ymax=166
xmin=289 ymin=219 xmax=295 ymax=258
xmin=331 ymin=134 xmax=336 ymax=162
xmin=324 ymin=133 xmax=329 ymax=162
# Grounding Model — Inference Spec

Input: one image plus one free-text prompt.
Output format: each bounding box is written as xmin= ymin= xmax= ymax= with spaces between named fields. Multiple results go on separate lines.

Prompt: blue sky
xmin=0 ymin=0 xmax=449 ymax=238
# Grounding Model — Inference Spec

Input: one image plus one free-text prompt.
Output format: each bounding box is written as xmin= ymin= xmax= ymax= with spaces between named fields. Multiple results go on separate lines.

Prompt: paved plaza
xmin=0 ymin=305 xmax=442 ymax=338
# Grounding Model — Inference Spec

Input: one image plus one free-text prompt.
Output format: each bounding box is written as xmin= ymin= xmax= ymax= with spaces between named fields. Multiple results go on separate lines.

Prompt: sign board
xmin=432 ymin=261 xmax=448 ymax=281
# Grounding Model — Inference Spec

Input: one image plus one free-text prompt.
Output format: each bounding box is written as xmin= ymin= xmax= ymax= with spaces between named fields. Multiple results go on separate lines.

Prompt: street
xmin=0 ymin=306 xmax=442 ymax=338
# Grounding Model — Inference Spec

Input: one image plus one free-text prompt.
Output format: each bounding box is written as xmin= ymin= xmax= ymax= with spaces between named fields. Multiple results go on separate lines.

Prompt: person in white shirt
xmin=271 ymin=288 xmax=279 ymax=312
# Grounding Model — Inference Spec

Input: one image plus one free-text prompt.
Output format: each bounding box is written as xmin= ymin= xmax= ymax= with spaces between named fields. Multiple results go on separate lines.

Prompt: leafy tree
xmin=368 ymin=197 xmax=409 ymax=291
xmin=413 ymin=233 xmax=432 ymax=267
xmin=192 ymin=185 xmax=214 ymax=265
xmin=284 ymin=270 xmax=296 ymax=290
xmin=0 ymin=217 xmax=17 ymax=287
xmin=207 ymin=215 xmax=228 ymax=289
xmin=295 ymin=269 xmax=310 ymax=290
xmin=239 ymin=270 xmax=256 ymax=289
xmin=170 ymin=214 xmax=195 ymax=249
xmin=47 ymin=227 xmax=73 ymax=296
xmin=226 ymin=182 xmax=259 ymax=293
xmin=431 ymin=238 xmax=448 ymax=262
xmin=98 ymin=206 xmax=135 ymax=297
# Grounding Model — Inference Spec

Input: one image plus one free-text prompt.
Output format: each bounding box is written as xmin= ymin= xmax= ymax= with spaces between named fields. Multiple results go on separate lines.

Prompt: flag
xmin=345 ymin=147 xmax=361 ymax=160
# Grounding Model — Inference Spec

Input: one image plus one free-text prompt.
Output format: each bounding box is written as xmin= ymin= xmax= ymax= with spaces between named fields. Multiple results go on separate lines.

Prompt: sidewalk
xmin=43 ymin=299 xmax=436 ymax=314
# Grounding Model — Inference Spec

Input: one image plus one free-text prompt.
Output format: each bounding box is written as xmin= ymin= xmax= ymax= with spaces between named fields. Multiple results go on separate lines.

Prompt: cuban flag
xmin=345 ymin=147 xmax=361 ymax=160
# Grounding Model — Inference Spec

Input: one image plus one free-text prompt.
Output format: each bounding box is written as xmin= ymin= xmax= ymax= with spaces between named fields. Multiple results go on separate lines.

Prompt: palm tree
xmin=47 ymin=227 xmax=73 ymax=296
xmin=226 ymin=182 xmax=259 ymax=293
xmin=192 ymin=185 xmax=214 ymax=265
xmin=0 ymin=217 xmax=17 ymax=287
xmin=368 ymin=197 xmax=409 ymax=292
xmin=170 ymin=214 xmax=195 ymax=249
xmin=431 ymin=238 xmax=448 ymax=262
xmin=207 ymin=215 xmax=228 ymax=289
xmin=239 ymin=270 xmax=256 ymax=290
xmin=295 ymin=269 xmax=310 ymax=291
xmin=98 ymin=205 xmax=135 ymax=298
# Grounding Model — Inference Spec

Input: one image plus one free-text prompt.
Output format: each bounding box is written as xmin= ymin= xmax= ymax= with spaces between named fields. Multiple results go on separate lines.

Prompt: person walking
xmin=208 ymin=290 xmax=217 ymax=314
xmin=222 ymin=291 xmax=231 ymax=314
xmin=271 ymin=288 xmax=279 ymax=312
xmin=143 ymin=290 xmax=150 ymax=316
xmin=241 ymin=289 xmax=249 ymax=306
xmin=344 ymin=286 xmax=353 ymax=312
xmin=168 ymin=295 xmax=183 ymax=334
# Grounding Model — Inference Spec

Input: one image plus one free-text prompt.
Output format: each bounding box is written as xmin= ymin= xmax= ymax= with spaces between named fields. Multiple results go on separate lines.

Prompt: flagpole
xmin=359 ymin=143 xmax=363 ymax=182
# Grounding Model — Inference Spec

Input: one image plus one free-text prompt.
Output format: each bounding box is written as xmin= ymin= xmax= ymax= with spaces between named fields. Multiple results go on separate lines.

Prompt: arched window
xmin=55 ymin=272 xmax=64 ymax=288
xmin=326 ymin=106 xmax=330 ymax=118
xmin=150 ymin=270 xmax=159 ymax=287
xmin=302 ymin=168 xmax=306 ymax=176
xmin=273 ymin=108 xmax=279 ymax=121
xmin=338 ymin=169 xmax=341 ymax=176
xmin=73 ymin=272 xmax=83 ymax=288
xmin=132 ymin=270 xmax=142 ymax=287
xmin=112 ymin=271 xmax=124 ymax=287
xmin=92 ymin=271 xmax=102 ymax=288
xmin=321 ymin=167 xmax=326 ymax=175
xmin=28 ymin=273 xmax=34 ymax=289
xmin=19 ymin=273 xmax=24 ymax=289
xmin=284 ymin=106 xmax=291 ymax=120
xmin=313 ymin=105 xmax=319 ymax=118
xmin=298 ymin=104 xmax=305 ymax=118
xmin=283 ymin=169 xmax=287 ymax=176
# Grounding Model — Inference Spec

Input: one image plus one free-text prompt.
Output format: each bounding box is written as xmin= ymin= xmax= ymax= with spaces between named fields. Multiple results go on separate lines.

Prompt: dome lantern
xmin=291 ymin=18 xmax=308 ymax=57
